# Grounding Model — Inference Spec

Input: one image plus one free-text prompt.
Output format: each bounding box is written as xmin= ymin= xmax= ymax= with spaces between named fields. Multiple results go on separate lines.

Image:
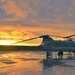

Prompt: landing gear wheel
xmin=46 ymin=52 xmax=50 ymax=57
xmin=58 ymin=51 xmax=63 ymax=55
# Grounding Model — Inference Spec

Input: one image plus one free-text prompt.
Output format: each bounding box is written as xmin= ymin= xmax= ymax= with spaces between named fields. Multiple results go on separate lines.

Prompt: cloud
xmin=0 ymin=0 xmax=29 ymax=20
xmin=0 ymin=0 xmax=75 ymax=23
xmin=0 ymin=30 xmax=35 ymax=40
xmin=0 ymin=0 xmax=75 ymax=40
xmin=0 ymin=23 xmax=74 ymax=45
xmin=0 ymin=23 xmax=74 ymax=36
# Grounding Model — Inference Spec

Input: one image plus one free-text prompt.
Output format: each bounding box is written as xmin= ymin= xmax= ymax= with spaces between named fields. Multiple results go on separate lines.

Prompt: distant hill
xmin=0 ymin=45 xmax=42 ymax=51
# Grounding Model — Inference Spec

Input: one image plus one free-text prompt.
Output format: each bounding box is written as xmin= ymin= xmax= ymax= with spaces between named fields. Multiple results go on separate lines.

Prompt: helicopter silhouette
xmin=11 ymin=34 xmax=75 ymax=57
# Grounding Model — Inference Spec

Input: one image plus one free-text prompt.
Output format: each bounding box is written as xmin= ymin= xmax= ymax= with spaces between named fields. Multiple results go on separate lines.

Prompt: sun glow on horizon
xmin=0 ymin=40 xmax=15 ymax=45
xmin=0 ymin=40 xmax=41 ymax=46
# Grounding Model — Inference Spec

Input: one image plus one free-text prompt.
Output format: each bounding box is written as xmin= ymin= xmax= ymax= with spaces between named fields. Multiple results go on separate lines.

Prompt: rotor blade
xmin=49 ymin=35 xmax=65 ymax=38
xmin=11 ymin=34 xmax=75 ymax=45
xmin=11 ymin=37 xmax=39 ymax=45
xmin=63 ymin=34 xmax=75 ymax=38
xmin=49 ymin=34 xmax=75 ymax=38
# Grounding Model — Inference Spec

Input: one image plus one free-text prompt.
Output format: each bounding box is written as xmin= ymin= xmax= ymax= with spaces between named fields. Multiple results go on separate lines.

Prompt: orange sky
xmin=0 ymin=24 xmax=74 ymax=46
xmin=0 ymin=0 xmax=75 ymax=45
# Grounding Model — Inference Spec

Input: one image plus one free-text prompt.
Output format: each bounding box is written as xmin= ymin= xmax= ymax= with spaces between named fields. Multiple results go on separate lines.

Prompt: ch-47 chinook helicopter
xmin=12 ymin=34 xmax=75 ymax=57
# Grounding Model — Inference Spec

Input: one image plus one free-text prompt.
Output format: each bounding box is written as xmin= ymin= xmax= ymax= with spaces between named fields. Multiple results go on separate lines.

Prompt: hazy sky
xmin=0 ymin=0 xmax=75 ymax=44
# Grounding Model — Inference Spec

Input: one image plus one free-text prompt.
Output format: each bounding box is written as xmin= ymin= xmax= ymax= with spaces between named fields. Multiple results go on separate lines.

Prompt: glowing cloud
xmin=0 ymin=0 xmax=29 ymax=20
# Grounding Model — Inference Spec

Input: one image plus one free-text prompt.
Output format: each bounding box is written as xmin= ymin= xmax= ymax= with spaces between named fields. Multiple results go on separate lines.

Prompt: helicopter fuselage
xmin=41 ymin=40 xmax=75 ymax=52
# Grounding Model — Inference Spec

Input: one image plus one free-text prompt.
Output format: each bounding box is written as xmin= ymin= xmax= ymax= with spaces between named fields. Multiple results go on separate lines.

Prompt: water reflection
xmin=0 ymin=51 xmax=75 ymax=75
xmin=0 ymin=51 xmax=44 ymax=75
xmin=42 ymin=52 xmax=75 ymax=70
xmin=42 ymin=53 xmax=75 ymax=75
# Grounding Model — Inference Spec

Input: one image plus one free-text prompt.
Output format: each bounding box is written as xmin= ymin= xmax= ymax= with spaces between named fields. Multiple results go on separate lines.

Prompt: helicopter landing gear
xmin=58 ymin=51 xmax=63 ymax=55
xmin=73 ymin=52 xmax=75 ymax=54
xmin=46 ymin=52 xmax=50 ymax=57
xmin=46 ymin=51 xmax=52 ymax=57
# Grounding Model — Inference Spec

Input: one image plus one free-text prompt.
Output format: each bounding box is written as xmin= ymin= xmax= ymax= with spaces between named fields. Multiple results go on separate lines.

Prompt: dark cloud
xmin=0 ymin=0 xmax=75 ymax=23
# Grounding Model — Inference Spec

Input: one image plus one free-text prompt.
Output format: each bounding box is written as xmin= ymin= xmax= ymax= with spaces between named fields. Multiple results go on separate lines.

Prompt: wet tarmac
xmin=0 ymin=51 xmax=75 ymax=75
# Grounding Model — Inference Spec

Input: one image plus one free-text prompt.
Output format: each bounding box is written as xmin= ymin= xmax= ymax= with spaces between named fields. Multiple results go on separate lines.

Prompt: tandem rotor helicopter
xmin=12 ymin=34 xmax=75 ymax=57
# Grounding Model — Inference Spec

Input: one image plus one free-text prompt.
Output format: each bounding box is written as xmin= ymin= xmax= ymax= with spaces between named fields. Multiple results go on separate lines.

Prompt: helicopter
xmin=12 ymin=34 xmax=75 ymax=57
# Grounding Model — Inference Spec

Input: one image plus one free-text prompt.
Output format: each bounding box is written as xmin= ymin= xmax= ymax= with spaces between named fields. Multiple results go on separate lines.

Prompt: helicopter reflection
xmin=41 ymin=52 xmax=75 ymax=70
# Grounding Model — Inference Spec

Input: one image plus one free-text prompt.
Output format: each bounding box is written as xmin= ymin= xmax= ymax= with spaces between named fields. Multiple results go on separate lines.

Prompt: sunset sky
xmin=0 ymin=0 xmax=75 ymax=45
